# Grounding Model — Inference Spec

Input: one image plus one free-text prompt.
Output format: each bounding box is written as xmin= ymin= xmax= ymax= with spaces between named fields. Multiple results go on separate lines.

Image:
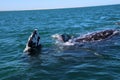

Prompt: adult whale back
xmin=24 ymin=29 xmax=42 ymax=56
xmin=52 ymin=29 xmax=120 ymax=46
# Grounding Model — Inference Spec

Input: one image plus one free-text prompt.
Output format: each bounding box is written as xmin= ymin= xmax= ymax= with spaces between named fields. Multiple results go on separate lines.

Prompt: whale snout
xmin=24 ymin=29 xmax=41 ymax=56
xmin=28 ymin=29 xmax=40 ymax=47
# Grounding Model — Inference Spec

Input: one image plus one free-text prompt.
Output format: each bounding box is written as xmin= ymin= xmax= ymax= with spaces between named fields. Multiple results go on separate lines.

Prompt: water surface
xmin=0 ymin=4 xmax=120 ymax=80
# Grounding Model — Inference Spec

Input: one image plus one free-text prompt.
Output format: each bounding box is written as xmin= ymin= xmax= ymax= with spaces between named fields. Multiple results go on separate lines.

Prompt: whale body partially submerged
xmin=52 ymin=29 xmax=120 ymax=46
xmin=24 ymin=29 xmax=42 ymax=56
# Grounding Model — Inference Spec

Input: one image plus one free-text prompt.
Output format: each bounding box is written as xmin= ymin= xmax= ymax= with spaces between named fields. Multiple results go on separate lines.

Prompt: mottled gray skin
xmin=52 ymin=30 xmax=119 ymax=45
xmin=74 ymin=30 xmax=119 ymax=43
xmin=24 ymin=29 xmax=42 ymax=56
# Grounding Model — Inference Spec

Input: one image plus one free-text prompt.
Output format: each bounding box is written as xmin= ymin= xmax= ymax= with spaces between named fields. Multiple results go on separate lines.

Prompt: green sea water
xmin=0 ymin=4 xmax=120 ymax=80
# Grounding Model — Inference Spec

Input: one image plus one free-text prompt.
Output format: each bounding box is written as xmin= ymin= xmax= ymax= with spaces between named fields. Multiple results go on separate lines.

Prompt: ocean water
xmin=0 ymin=4 xmax=120 ymax=80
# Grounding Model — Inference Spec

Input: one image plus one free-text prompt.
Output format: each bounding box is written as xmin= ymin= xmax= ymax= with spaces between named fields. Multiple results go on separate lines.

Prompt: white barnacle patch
xmin=100 ymin=33 xmax=104 ymax=36
xmin=82 ymin=40 xmax=86 ymax=42
xmin=105 ymin=32 xmax=109 ymax=36
xmin=113 ymin=30 xmax=120 ymax=35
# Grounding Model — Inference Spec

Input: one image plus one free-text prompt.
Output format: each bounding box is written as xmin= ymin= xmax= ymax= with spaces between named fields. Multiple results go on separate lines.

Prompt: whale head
xmin=24 ymin=29 xmax=42 ymax=56
xmin=52 ymin=34 xmax=71 ymax=43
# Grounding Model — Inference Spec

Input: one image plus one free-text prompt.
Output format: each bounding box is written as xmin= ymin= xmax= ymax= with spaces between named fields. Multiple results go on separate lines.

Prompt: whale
xmin=52 ymin=29 xmax=120 ymax=46
xmin=23 ymin=29 xmax=119 ymax=56
xmin=24 ymin=29 xmax=42 ymax=56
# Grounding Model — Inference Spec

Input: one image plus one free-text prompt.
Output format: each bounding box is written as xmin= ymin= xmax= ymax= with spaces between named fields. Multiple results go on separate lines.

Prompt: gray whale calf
xmin=24 ymin=29 xmax=42 ymax=56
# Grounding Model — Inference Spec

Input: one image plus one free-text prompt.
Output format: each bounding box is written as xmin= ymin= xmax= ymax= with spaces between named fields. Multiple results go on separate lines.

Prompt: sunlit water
xmin=0 ymin=4 xmax=120 ymax=80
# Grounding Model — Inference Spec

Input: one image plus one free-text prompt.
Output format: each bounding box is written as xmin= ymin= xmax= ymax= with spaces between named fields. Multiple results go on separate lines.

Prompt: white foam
xmin=64 ymin=42 xmax=75 ymax=46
